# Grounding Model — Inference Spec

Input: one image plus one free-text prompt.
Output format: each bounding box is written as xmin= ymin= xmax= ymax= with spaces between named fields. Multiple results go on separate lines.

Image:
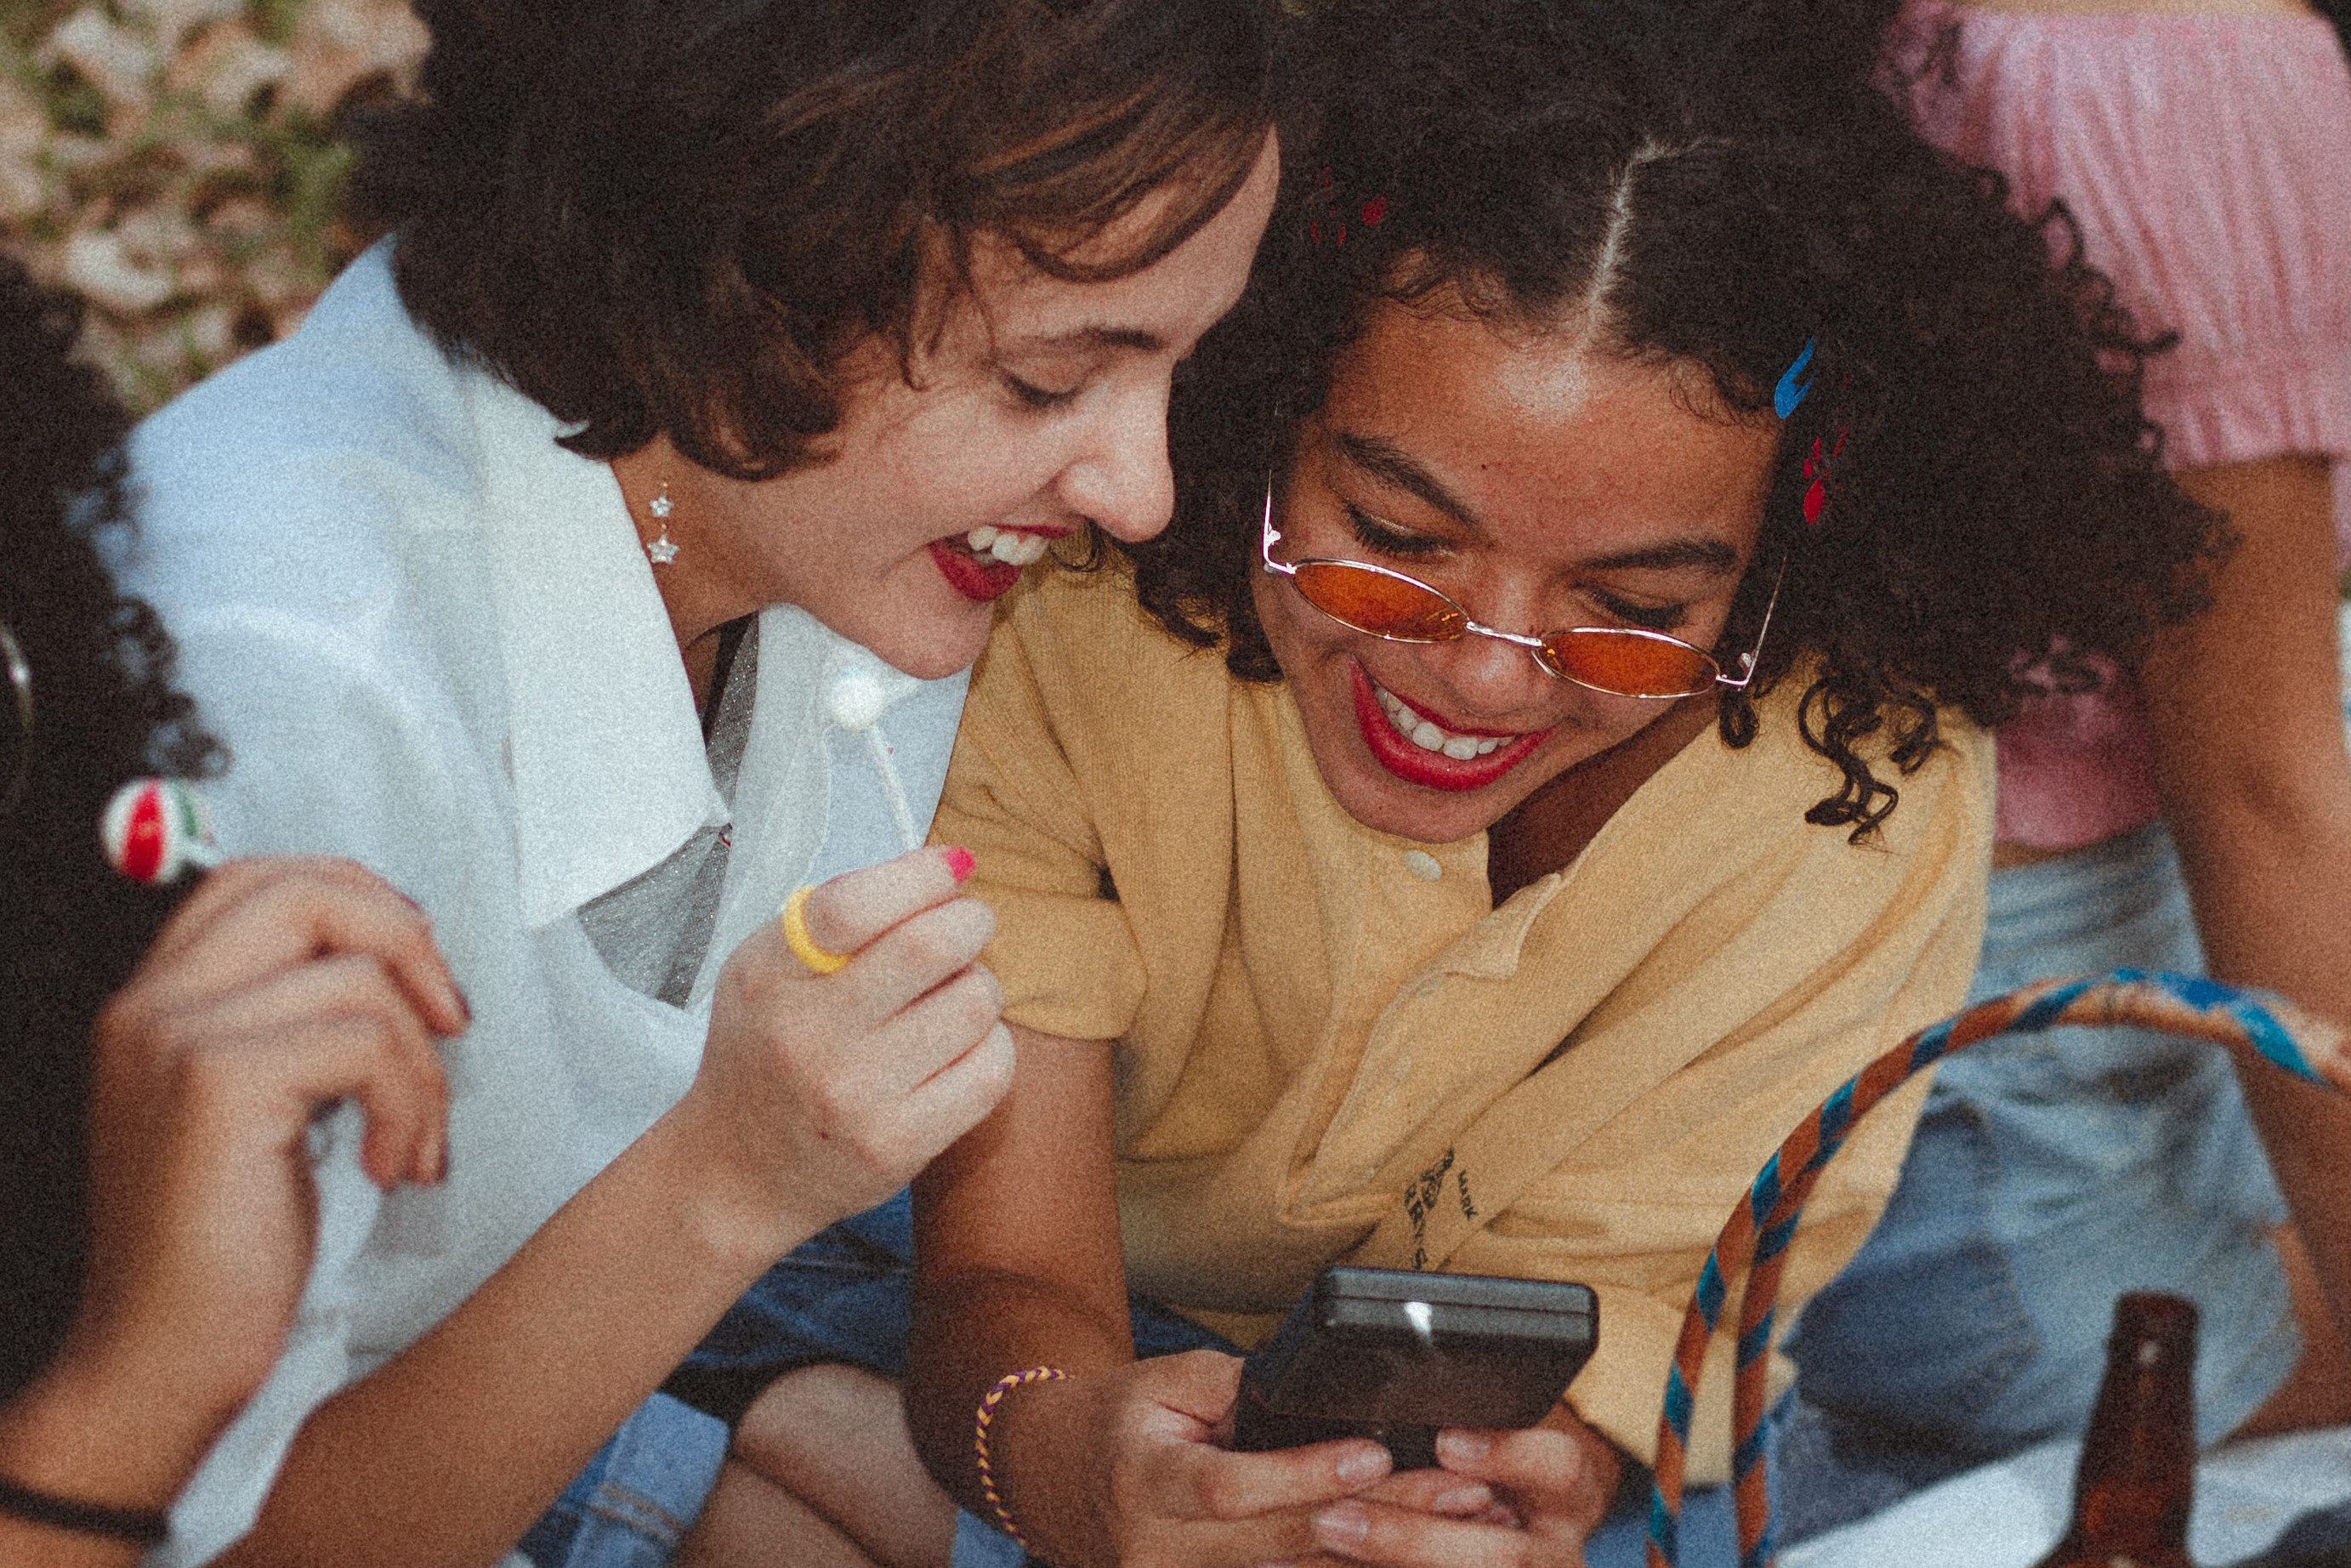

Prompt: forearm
xmin=904 ymin=1026 xmax=1137 ymax=1561
xmin=2144 ymin=453 xmax=2351 ymax=1344
xmin=906 ymin=1253 xmax=1137 ymax=1520
xmin=0 ymin=1358 xmax=219 ymax=1568
xmin=216 ymin=1109 xmax=810 ymax=1568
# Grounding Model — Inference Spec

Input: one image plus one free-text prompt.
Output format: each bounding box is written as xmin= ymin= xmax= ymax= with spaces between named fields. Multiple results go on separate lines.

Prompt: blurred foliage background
xmin=0 ymin=0 xmax=423 ymax=412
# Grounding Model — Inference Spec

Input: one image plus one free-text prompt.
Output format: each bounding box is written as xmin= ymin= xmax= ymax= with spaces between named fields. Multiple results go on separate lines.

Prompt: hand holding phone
xmin=1230 ymin=1266 xmax=1598 ymax=1470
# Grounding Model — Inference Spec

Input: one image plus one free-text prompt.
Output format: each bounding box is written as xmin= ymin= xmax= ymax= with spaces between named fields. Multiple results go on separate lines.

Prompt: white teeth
xmin=1372 ymin=679 xmax=1516 ymax=759
xmin=964 ymin=526 xmax=1050 ymax=566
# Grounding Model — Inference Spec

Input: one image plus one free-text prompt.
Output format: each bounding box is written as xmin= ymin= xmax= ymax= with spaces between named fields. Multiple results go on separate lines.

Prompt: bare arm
xmin=213 ymin=849 xmax=1014 ymax=1568
xmin=0 ymin=861 xmax=459 ymax=1568
xmin=2142 ymin=455 xmax=2351 ymax=1354
xmin=906 ymin=1024 xmax=1399 ymax=1568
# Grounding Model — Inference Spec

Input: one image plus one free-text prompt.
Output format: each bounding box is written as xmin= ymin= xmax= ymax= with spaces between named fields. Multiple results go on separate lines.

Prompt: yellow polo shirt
xmin=936 ymin=561 xmax=1993 ymax=1482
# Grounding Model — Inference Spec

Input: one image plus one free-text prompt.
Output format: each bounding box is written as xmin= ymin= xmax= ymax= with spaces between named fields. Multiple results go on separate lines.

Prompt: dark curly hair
xmin=1124 ymin=0 xmax=2228 ymax=836
xmin=0 ymin=255 xmax=216 ymax=1400
xmin=353 ymin=0 xmax=1275 ymax=481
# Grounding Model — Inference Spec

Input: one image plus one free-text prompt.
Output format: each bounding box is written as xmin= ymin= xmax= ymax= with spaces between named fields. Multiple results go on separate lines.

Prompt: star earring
xmin=645 ymin=475 xmax=679 ymax=566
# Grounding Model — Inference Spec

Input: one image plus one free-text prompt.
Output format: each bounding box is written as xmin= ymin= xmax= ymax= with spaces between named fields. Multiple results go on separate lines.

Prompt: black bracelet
xmin=0 ymin=1472 xmax=169 ymax=1547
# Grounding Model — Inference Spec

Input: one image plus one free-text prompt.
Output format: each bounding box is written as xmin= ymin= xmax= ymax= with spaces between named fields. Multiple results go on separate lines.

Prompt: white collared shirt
xmin=118 ymin=245 xmax=969 ymax=1565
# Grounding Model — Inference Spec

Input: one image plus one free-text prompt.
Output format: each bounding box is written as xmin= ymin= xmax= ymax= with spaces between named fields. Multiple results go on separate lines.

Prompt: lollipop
xmin=101 ymin=777 xmax=222 ymax=885
xmin=824 ymin=651 xmax=923 ymax=853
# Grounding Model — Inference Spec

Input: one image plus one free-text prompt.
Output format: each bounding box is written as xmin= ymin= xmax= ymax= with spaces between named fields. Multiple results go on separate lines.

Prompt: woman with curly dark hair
xmin=853 ymin=2 xmax=2229 ymax=1563
xmin=1779 ymin=0 xmax=2351 ymax=1539
xmin=0 ymin=258 xmax=463 ymax=1565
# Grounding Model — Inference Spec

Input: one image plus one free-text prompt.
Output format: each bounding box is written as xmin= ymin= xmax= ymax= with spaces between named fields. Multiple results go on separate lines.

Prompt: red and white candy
xmin=100 ymin=777 xmax=222 ymax=885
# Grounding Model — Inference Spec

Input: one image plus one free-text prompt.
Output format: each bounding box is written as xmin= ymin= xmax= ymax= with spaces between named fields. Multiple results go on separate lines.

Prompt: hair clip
xmin=101 ymin=777 xmax=222 ymax=885
xmin=1308 ymin=168 xmax=1388 ymax=249
xmin=1802 ymin=429 xmax=1848 ymax=526
xmin=1773 ymin=338 xmax=1816 ymax=420
xmin=1 ymin=616 xmax=30 ymax=818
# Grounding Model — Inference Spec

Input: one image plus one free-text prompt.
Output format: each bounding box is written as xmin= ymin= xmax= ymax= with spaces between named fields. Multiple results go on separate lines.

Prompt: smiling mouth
xmin=927 ymin=526 xmax=1065 ymax=602
xmin=1349 ymin=664 xmax=1553 ymax=793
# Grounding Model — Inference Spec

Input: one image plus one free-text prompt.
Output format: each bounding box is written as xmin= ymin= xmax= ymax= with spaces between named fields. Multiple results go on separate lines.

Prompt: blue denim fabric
xmin=517 ymin=1394 xmax=730 ymax=1568
xmin=1779 ymin=821 xmax=2300 ymax=1543
xmin=524 ymin=1190 xmax=1237 ymax=1568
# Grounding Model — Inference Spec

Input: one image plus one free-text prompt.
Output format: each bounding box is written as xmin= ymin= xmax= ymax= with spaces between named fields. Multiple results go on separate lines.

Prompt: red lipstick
xmin=928 ymin=539 xmax=1023 ymax=602
xmin=1349 ymin=662 xmax=1552 ymax=793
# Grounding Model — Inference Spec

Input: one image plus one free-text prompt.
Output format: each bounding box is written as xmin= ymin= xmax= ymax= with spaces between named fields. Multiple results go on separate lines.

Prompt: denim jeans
xmin=1778 ymin=821 xmax=2300 ymax=1543
xmin=520 ymin=1190 xmax=1235 ymax=1568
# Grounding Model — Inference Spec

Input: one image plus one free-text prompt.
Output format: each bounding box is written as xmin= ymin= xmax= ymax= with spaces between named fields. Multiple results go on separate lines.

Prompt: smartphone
xmin=1229 ymin=1266 xmax=1599 ymax=1470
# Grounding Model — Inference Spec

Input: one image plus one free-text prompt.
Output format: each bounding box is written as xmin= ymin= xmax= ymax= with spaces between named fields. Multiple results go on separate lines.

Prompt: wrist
xmin=985 ymin=1372 xmax=1109 ymax=1568
xmin=0 ymin=1351 xmax=214 ymax=1518
xmin=635 ymin=1102 xmax=816 ymax=1283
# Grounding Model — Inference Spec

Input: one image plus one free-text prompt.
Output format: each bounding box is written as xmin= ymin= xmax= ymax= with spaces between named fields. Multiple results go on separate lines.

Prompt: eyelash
xmin=1002 ymin=372 xmax=1080 ymax=412
xmin=1343 ymin=503 xmax=1691 ymax=633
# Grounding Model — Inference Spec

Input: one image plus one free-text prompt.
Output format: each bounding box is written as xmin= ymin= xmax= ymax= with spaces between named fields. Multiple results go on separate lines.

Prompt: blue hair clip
xmin=1773 ymin=338 xmax=1816 ymax=420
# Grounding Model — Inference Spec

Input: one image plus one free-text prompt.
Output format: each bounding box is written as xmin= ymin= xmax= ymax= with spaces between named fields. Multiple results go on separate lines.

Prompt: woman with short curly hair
xmin=848 ymin=2 xmax=2229 ymax=1563
xmin=112 ymin=2 xmax=1281 ymax=1565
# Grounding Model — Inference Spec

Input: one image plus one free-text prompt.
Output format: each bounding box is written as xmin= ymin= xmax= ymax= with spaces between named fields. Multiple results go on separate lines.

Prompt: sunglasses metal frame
xmin=1257 ymin=479 xmax=1783 ymax=701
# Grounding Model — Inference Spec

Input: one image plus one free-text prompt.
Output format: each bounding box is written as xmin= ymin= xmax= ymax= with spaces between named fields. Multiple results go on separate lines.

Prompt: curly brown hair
xmin=1122 ymin=0 xmax=2228 ymax=836
xmin=354 ymin=0 xmax=1276 ymax=481
xmin=0 ymin=254 xmax=216 ymax=1398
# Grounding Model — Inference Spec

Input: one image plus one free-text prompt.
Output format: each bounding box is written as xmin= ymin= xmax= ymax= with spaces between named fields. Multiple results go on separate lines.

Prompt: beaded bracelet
xmin=0 ymin=1472 xmax=170 ymax=1547
xmin=973 ymin=1366 xmax=1068 ymax=1551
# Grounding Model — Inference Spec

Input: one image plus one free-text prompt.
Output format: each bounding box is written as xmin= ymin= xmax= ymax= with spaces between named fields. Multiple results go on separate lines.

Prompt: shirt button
xmin=1401 ymin=849 xmax=1443 ymax=881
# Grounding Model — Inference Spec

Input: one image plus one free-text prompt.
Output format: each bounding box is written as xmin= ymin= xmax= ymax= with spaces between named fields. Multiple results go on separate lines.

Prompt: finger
xmin=142 ymin=855 xmax=389 ymax=966
xmin=129 ymin=860 xmax=468 ymax=1035
xmin=1356 ymin=1469 xmax=1494 ymax=1518
xmin=797 ymin=846 xmax=977 ymax=958
xmin=179 ymin=1009 xmax=449 ymax=1190
xmin=1152 ymin=1438 xmax=1393 ymax=1525
xmin=859 ymin=964 xmax=1005 ymax=1089
xmin=860 ymin=1020 xmax=1017 ymax=1176
xmin=1435 ymin=1426 xmax=1596 ymax=1503
xmin=169 ymin=952 xmax=451 ymax=1185
xmin=1309 ymin=1500 xmax=1535 ymax=1568
xmin=834 ymin=898 xmax=999 ymax=1017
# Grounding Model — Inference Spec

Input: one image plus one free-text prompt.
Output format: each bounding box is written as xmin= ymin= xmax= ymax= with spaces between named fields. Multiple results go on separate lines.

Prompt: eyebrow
xmin=1332 ymin=428 xmax=1744 ymax=577
xmin=1003 ymin=323 xmax=1167 ymax=355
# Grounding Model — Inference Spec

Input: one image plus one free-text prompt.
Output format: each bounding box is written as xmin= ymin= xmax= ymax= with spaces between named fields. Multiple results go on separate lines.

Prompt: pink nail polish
xmin=942 ymin=846 xmax=976 ymax=884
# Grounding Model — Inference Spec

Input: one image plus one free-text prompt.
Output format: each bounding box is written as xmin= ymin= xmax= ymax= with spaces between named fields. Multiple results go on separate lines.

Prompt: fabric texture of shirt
xmin=116 ymin=244 xmax=970 ymax=1565
xmin=934 ymin=563 xmax=1995 ymax=1482
xmin=1887 ymin=0 xmax=2351 ymax=849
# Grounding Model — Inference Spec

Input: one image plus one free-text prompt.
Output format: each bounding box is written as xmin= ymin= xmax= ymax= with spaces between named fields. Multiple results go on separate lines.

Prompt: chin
xmin=851 ymin=605 xmax=997 ymax=680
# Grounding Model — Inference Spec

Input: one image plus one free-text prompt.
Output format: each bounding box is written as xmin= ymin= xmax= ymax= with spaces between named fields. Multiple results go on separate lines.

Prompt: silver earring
xmin=645 ymin=477 xmax=679 ymax=565
xmin=2 ymin=615 xmax=31 ymax=817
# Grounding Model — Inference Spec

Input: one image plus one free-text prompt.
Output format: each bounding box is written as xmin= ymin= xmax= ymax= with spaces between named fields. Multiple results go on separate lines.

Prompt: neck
xmin=1486 ymin=695 xmax=1714 ymax=904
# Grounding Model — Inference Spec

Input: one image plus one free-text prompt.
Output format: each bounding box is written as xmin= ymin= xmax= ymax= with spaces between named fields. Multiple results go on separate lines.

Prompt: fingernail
xmin=942 ymin=845 xmax=976 ymax=883
xmin=1335 ymin=1446 xmax=1389 ymax=1486
xmin=1434 ymin=1484 xmax=1490 ymax=1514
xmin=1313 ymin=1503 xmax=1369 ymax=1550
xmin=1437 ymin=1431 xmax=1491 ymax=1464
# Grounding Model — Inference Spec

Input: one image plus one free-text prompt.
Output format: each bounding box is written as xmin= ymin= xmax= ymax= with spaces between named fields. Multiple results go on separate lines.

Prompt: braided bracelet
xmin=973 ymin=1366 xmax=1068 ymax=1551
xmin=0 ymin=1472 xmax=169 ymax=1547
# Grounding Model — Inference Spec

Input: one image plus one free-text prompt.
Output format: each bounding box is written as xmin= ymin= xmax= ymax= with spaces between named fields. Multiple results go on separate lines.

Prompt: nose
xmin=1057 ymin=383 xmax=1177 ymax=543
xmin=1419 ymin=622 xmax=1564 ymax=724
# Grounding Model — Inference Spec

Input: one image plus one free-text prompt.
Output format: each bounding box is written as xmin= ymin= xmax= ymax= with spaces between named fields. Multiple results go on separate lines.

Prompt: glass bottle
xmin=2032 ymin=1292 xmax=2198 ymax=1568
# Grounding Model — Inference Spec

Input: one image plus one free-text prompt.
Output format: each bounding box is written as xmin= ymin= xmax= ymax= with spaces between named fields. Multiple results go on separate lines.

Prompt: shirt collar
xmin=463 ymin=375 xmax=724 ymax=929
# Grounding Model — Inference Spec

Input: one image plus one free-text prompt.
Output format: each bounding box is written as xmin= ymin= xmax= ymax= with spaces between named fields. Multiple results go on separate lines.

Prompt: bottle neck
xmin=2067 ymin=1297 xmax=2196 ymax=1553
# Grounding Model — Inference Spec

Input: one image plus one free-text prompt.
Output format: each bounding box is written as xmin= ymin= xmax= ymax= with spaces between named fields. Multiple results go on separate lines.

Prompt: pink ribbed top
xmin=1890 ymin=1 xmax=2351 ymax=849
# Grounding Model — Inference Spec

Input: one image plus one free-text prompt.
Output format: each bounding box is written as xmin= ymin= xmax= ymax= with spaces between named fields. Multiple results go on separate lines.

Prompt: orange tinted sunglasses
xmin=1258 ymin=477 xmax=1783 ymax=701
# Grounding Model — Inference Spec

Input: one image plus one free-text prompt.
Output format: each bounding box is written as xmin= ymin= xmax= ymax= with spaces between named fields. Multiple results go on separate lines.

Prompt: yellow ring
xmin=781 ymin=884 xmax=852 ymax=974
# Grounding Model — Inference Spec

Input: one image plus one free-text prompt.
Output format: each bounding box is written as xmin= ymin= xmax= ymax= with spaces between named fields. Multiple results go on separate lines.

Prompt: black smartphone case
xmin=1230 ymin=1266 xmax=1599 ymax=1470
